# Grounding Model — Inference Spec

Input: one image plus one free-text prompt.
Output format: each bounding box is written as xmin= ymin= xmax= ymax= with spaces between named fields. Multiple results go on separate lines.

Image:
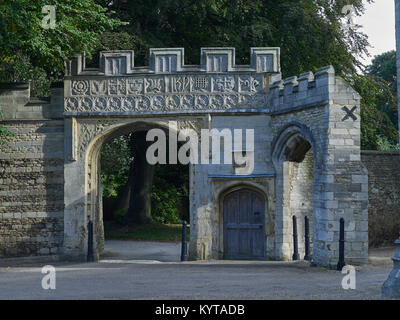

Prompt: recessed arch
xmin=218 ymin=184 xmax=271 ymax=260
xmin=217 ymin=182 xmax=268 ymax=203
xmin=271 ymin=122 xmax=318 ymax=262
xmin=83 ymin=119 xmax=194 ymax=259
xmin=272 ymin=121 xmax=318 ymax=165
xmin=85 ymin=120 xmax=184 ymax=164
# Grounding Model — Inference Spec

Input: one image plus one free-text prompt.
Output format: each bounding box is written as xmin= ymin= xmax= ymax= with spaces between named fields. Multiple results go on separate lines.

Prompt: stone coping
xmin=361 ymin=150 xmax=400 ymax=156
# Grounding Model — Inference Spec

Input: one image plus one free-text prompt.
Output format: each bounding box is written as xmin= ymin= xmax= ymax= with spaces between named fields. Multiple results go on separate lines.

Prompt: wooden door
xmin=223 ymin=188 xmax=265 ymax=259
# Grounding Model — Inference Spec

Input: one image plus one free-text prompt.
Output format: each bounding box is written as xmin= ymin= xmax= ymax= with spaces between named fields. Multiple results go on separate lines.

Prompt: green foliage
xmin=366 ymin=50 xmax=397 ymax=93
xmin=98 ymin=0 xmax=372 ymax=75
xmin=100 ymin=135 xmax=189 ymax=224
xmin=0 ymin=110 xmax=15 ymax=144
xmin=363 ymin=50 xmax=398 ymax=143
xmin=351 ymin=74 xmax=398 ymax=150
xmin=100 ymin=135 xmax=131 ymax=197
xmin=376 ymin=135 xmax=399 ymax=152
xmin=87 ymin=31 xmax=147 ymax=67
xmin=0 ymin=0 xmax=124 ymax=69
xmin=0 ymin=0 xmax=124 ymax=95
xmin=113 ymin=209 xmax=126 ymax=224
xmin=150 ymin=159 xmax=189 ymax=224
xmin=0 ymin=52 xmax=50 ymax=97
xmin=104 ymin=221 xmax=189 ymax=242
xmin=151 ymin=183 xmax=181 ymax=224
xmin=151 ymin=173 xmax=186 ymax=224
xmin=351 ymin=50 xmax=399 ymax=150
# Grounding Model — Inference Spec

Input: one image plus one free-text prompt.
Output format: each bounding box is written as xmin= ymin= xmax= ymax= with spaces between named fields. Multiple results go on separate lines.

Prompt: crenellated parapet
xmin=64 ymin=47 xmax=282 ymax=114
xmin=268 ymin=66 xmax=337 ymax=113
xmin=0 ymin=47 xmax=360 ymax=119
xmin=64 ymin=48 xmax=360 ymax=116
xmin=0 ymin=82 xmax=64 ymax=120
xmin=65 ymin=47 xmax=280 ymax=76
xmin=268 ymin=65 xmax=361 ymax=114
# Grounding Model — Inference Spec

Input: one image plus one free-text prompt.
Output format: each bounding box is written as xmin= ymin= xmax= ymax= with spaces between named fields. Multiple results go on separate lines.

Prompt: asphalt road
xmin=0 ymin=241 xmax=396 ymax=300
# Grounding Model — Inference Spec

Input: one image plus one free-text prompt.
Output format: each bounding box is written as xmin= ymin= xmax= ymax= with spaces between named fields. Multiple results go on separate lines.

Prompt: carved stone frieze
xmin=65 ymin=74 xmax=267 ymax=113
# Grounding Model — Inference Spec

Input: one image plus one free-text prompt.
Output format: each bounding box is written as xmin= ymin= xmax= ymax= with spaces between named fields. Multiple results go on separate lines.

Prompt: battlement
xmin=0 ymin=82 xmax=63 ymax=120
xmin=63 ymin=47 xmax=285 ymax=114
xmin=268 ymin=65 xmax=361 ymax=114
xmin=267 ymin=66 xmax=338 ymax=113
xmin=0 ymin=48 xmax=360 ymax=119
xmin=65 ymin=47 xmax=280 ymax=76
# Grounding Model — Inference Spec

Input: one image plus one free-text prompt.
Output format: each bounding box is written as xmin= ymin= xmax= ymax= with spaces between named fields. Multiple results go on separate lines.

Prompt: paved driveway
xmin=0 ymin=241 xmax=396 ymax=300
xmin=102 ymin=240 xmax=182 ymax=262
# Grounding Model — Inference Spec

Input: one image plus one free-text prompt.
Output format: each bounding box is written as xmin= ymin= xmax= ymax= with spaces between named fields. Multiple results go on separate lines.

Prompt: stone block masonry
xmin=0 ymin=84 xmax=64 ymax=257
xmin=361 ymin=151 xmax=400 ymax=247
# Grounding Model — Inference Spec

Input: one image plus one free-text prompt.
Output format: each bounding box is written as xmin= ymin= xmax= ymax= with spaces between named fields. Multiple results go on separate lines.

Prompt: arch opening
xmin=272 ymin=125 xmax=316 ymax=261
xmin=86 ymin=121 xmax=190 ymax=261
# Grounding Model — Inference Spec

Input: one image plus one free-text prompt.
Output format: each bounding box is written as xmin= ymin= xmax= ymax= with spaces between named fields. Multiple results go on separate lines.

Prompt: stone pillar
xmin=320 ymin=67 xmax=368 ymax=268
xmin=63 ymin=118 xmax=87 ymax=260
xmin=188 ymin=162 xmax=213 ymax=261
xmin=63 ymin=159 xmax=87 ymax=260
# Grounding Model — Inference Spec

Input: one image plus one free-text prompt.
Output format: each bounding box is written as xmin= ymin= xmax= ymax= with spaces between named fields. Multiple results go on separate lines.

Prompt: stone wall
xmin=0 ymin=84 xmax=64 ymax=257
xmin=361 ymin=151 xmax=400 ymax=247
xmin=289 ymin=149 xmax=314 ymax=258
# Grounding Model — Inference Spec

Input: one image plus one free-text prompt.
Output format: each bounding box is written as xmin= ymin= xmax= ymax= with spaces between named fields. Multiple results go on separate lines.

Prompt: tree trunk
xmin=123 ymin=131 xmax=155 ymax=225
xmin=115 ymin=160 xmax=133 ymax=213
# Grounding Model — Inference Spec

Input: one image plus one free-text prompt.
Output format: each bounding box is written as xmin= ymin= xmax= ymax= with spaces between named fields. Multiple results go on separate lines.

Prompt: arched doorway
xmin=272 ymin=123 xmax=317 ymax=262
xmin=222 ymin=188 xmax=266 ymax=260
xmin=84 ymin=120 xmax=193 ymax=259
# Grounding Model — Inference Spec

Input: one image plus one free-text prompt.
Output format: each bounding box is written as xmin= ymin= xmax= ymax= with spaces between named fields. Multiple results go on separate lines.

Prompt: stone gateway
xmin=0 ymin=47 xmax=369 ymax=268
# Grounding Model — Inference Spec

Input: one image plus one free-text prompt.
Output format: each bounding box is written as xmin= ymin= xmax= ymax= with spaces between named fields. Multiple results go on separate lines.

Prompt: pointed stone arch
xmin=63 ymin=118 xmax=203 ymax=260
xmin=272 ymin=122 xmax=319 ymax=262
xmin=218 ymin=184 xmax=269 ymax=260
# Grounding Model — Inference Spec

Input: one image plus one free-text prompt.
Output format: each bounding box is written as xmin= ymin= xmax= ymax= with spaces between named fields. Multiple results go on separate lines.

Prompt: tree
xmin=352 ymin=74 xmax=398 ymax=150
xmin=123 ymin=131 xmax=155 ymax=225
xmin=0 ymin=0 xmax=124 ymax=96
xmin=349 ymin=50 xmax=399 ymax=150
xmin=100 ymin=133 xmax=189 ymax=225
xmin=96 ymin=0 xmax=372 ymax=76
xmin=366 ymin=50 xmax=397 ymax=93
xmin=100 ymin=135 xmax=131 ymax=199
xmin=365 ymin=50 xmax=398 ymax=136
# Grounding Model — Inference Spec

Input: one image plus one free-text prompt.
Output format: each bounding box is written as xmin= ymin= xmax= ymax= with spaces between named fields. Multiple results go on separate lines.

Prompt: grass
xmin=104 ymin=221 xmax=189 ymax=242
